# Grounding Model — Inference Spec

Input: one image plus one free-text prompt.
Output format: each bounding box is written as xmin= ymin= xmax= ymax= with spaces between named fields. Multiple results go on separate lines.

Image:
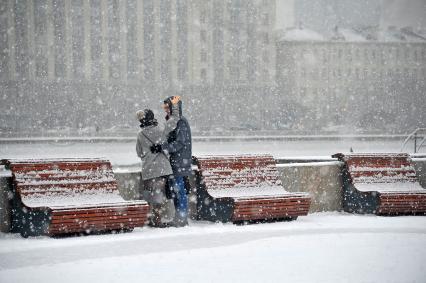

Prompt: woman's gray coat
xmin=136 ymin=105 xmax=178 ymax=181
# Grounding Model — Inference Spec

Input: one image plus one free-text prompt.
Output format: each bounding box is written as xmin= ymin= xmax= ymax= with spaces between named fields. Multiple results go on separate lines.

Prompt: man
xmin=150 ymin=96 xmax=192 ymax=227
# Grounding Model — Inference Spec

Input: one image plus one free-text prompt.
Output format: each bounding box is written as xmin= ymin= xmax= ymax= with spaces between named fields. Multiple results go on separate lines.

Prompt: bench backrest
xmin=195 ymin=155 xmax=282 ymax=190
xmin=332 ymin=153 xmax=418 ymax=184
xmin=1 ymin=158 xmax=118 ymax=199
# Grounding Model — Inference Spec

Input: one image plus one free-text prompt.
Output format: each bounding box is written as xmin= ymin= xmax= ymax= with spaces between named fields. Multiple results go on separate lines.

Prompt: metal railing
xmin=400 ymin=128 xmax=426 ymax=153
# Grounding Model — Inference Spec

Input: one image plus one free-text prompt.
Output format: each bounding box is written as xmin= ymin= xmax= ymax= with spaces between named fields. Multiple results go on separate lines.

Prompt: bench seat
xmin=1 ymin=158 xmax=149 ymax=237
xmin=207 ymin=185 xmax=306 ymax=199
xmin=193 ymin=155 xmax=311 ymax=223
xmin=355 ymin=182 xmax=425 ymax=193
xmin=333 ymin=153 xmax=426 ymax=215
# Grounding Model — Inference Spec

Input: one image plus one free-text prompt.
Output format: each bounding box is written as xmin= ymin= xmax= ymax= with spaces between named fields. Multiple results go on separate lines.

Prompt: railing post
xmin=414 ymin=132 xmax=417 ymax=153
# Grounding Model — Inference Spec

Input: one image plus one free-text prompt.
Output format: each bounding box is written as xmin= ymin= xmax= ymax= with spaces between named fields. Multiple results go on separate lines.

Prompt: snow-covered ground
xmin=0 ymin=213 xmax=425 ymax=283
xmin=0 ymin=138 xmax=408 ymax=166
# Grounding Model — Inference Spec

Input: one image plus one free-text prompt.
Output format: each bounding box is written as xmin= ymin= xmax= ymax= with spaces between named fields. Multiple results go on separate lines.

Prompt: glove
xmin=150 ymin=144 xmax=162 ymax=153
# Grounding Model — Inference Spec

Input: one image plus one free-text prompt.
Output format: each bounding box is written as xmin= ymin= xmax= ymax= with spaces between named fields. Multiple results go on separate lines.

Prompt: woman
xmin=136 ymin=96 xmax=180 ymax=227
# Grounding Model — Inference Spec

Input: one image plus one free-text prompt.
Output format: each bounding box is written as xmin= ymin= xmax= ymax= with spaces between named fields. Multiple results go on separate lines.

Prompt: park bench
xmin=332 ymin=153 xmax=426 ymax=215
xmin=193 ymin=155 xmax=311 ymax=223
xmin=0 ymin=158 xmax=149 ymax=237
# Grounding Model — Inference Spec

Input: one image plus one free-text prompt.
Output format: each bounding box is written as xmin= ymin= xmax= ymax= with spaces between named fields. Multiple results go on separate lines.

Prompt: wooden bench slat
xmin=51 ymin=215 xmax=148 ymax=225
xmin=14 ymin=170 xmax=115 ymax=181
xmin=17 ymin=181 xmax=118 ymax=194
xmin=49 ymin=220 xmax=146 ymax=234
xmin=9 ymin=162 xmax=113 ymax=173
xmin=51 ymin=209 xmax=147 ymax=221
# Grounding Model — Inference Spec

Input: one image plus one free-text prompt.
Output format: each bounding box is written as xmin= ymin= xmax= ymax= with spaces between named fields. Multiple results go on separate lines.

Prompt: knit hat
xmin=137 ymin=109 xmax=157 ymax=128
xmin=136 ymin=109 xmax=155 ymax=120
xmin=136 ymin=110 xmax=145 ymax=121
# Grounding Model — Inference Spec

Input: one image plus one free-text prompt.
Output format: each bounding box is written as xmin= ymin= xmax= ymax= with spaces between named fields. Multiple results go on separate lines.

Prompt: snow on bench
xmin=0 ymin=158 xmax=149 ymax=237
xmin=193 ymin=155 xmax=311 ymax=222
xmin=332 ymin=153 xmax=426 ymax=215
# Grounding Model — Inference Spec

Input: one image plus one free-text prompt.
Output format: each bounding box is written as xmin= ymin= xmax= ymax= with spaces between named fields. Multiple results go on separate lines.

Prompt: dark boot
xmin=171 ymin=212 xmax=188 ymax=227
xmin=148 ymin=204 xmax=164 ymax=227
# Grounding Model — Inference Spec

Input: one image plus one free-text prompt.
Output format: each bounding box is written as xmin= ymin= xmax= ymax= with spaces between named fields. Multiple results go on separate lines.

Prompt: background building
xmin=276 ymin=27 xmax=426 ymax=133
xmin=0 ymin=0 xmax=276 ymax=134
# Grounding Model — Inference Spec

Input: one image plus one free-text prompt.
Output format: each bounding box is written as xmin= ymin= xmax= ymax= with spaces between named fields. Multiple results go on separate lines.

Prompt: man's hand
xmin=150 ymin=144 xmax=162 ymax=153
xmin=171 ymin=96 xmax=181 ymax=105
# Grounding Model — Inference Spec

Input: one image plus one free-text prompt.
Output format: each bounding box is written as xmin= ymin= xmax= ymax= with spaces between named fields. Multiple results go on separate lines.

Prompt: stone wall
xmin=412 ymin=158 xmax=426 ymax=188
xmin=277 ymin=161 xmax=344 ymax=212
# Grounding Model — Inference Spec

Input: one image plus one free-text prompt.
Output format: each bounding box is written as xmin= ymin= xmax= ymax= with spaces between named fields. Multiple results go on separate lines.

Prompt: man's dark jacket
xmin=162 ymin=100 xmax=192 ymax=177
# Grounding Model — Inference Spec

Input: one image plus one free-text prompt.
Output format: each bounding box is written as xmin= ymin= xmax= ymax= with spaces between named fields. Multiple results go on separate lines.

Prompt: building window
xmin=262 ymin=13 xmax=269 ymax=26
xmin=322 ymin=50 xmax=327 ymax=63
xmin=229 ymin=66 xmax=239 ymax=80
xmin=127 ymin=0 xmax=138 ymax=80
xmin=355 ymin=49 xmax=360 ymax=60
xmin=34 ymin=0 xmax=48 ymax=78
xmin=263 ymin=69 xmax=269 ymax=80
xmin=262 ymin=33 xmax=269 ymax=44
xmin=107 ymin=0 xmax=121 ymax=80
xmin=144 ymin=0 xmax=155 ymax=81
xmin=52 ymin=0 xmax=66 ymax=78
xmin=200 ymin=9 xmax=206 ymax=24
xmin=71 ymin=0 xmax=85 ymax=79
xmin=200 ymin=68 xmax=206 ymax=81
xmin=346 ymin=50 xmax=352 ymax=62
xmin=405 ymin=49 xmax=410 ymax=60
xmin=89 ymin=0 xmax=102 ymax=79
xmin=0 ymin=0 xmax=8 ymax=80
xmin=321 ymin=68 xmax=327 ymax=79
xmin=200 ymin=30 xmax=207 ymax=42
xmin=311 ymin=68 xmax=318 ymax=79
xmin=262 ymin=50 xmax=269 ymax=63
xmin=412 ymin=68 xmax=417 ymax=78
xmin=13 ymin=1 xmax=29 ymax=78
xmin=201 ymin=50 xmax=207 ymax=62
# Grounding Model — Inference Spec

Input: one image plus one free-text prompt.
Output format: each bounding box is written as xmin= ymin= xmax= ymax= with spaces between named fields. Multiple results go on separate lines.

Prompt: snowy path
xmin=1 ymin=213 xmax=425 ymax=283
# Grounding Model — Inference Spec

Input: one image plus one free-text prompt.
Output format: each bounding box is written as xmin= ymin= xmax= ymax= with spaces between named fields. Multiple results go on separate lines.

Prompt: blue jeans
xmin=173 ymin=176 xmax=188 ymax=220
